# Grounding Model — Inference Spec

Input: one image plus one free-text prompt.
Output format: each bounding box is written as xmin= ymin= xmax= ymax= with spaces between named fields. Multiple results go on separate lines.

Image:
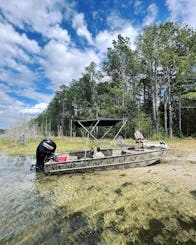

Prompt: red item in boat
xmin=57 ymin=155 xmax=67 ymax=162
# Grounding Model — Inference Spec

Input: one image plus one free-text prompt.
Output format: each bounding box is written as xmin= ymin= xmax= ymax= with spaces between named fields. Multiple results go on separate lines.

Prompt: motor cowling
xmin=36 ymin=139 xmax=57 ymax=170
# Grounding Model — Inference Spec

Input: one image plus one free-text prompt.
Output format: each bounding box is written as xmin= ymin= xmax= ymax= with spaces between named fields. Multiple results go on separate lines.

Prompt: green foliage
xmin=182 ymin=92 xmax=196 ymax=99
xmin=33 ymin=23 xmax=196 ymax=138
xmin=0 ymin=129 xmax=6 ymax=134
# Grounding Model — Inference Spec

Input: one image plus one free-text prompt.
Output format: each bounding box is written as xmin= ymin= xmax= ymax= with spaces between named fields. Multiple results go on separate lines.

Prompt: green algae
xmin=25 ymin=170 xmax=195 ymax=245
xmin=190 ymin=190 xmax=196 ymax=198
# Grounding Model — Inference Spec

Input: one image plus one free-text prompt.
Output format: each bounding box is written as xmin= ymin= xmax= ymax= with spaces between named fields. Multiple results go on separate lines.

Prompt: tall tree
xmin=158 ymin=22 xmax=195 ymax=137
xmin=33 ymin=22 xmax=195 ymax=138
xmin=136 ymin=25 xmax=161 ymax=134
xmin=103 ymin=35 xmax=139 ymax=120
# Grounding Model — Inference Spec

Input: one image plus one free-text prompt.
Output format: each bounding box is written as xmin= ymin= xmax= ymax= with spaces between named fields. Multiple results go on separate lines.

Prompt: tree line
xmin=33 ymin=22 xmax=196 ymax=138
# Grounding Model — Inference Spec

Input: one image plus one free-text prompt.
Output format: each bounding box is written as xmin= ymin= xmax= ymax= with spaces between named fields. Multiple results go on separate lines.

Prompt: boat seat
xmin=134 ymin=129 xmax=144 ymax=149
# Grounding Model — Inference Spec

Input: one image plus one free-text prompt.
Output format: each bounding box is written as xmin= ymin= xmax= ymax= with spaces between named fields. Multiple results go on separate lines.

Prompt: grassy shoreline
xmin=0 ymin=137 xmax=125 ymax=155
xmin=0 ymin=136 xmax=195 ymax=155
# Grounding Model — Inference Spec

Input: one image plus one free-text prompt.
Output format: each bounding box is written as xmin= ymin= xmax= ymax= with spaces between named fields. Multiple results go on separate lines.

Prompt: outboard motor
xmin=36 ymin=139 xmax=57 ymax=171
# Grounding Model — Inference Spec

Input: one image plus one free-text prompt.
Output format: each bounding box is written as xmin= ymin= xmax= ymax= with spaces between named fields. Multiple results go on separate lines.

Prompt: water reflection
xmin=0 ymin=153 xmax=195 ymax=244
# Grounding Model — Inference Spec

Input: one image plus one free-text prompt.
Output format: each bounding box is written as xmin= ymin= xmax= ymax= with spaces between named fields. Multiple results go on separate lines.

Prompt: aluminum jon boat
xmin=42 ymin=118 xmax=168 ymax=175
xmin=44 ymin=147 xmax=167 ymax=175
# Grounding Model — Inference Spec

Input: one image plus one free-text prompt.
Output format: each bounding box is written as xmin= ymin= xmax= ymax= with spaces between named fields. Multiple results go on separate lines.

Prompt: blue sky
xmin=0 ymin=0 xmax=195 ymax=129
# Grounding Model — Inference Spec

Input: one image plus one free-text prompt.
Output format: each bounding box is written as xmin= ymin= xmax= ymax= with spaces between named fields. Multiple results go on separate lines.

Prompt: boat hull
xmin=44 ymin=148 xmax=166 ymax=175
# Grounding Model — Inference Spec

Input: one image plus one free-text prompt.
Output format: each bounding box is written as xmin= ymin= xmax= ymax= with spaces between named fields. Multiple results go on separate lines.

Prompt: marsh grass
xmin=0 ymin=136 xmax=195 ymax=155
xmin=0 ymin=137 xmax=123 ymax=155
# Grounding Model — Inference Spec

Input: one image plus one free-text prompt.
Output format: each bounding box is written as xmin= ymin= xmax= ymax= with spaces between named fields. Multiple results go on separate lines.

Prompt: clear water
xmin=0 ymin=153 xmax=195 ymax=245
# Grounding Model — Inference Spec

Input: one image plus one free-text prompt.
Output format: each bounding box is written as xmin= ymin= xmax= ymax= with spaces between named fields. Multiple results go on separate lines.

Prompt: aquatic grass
xmin=1 ymin=141 xmax=196 ymax=244
xmin=40 ymin=170 xmax=196 ymax=244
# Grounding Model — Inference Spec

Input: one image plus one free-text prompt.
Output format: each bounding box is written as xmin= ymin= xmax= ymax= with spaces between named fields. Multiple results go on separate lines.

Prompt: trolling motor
xmin=36 ymin=138 xmax=57 ymax=171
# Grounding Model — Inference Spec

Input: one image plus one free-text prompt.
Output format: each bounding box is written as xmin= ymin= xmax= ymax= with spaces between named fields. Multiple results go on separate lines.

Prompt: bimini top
xmin=74 ymin=118 xmax=126 ymax=128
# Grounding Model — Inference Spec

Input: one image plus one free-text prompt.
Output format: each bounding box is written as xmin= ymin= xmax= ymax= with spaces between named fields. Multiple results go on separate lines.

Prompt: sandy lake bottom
xmin=0 ymin=140 xmax=196 ymax=244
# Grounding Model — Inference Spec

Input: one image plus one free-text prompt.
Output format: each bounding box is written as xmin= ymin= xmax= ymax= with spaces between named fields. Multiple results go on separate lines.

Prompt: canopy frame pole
xmin=111 ymin=119 xmax=127 ymax=144
xmin=77 ymin=121 xmax=97 ymax=141
xmin=84 ymin=132 xmax=90 ymax=159
xmin=100 ymin=126 xmax=113 ymax=139
xmin=75 ymin=118 xmax=128 ymax=149
xmin=89 ymin=119 xmax=100 ymax=134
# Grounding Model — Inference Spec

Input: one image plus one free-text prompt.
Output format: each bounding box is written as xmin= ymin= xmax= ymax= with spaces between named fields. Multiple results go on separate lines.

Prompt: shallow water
xmin=0 ymin=153 xmax=195 ymax=245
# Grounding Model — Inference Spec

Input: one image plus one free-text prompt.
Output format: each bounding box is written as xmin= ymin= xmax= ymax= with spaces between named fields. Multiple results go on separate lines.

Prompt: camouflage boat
xmin=38 ymin=118 xmax=168 ymax=175
xmin=44 ymin=147 xmax=167 ymax=174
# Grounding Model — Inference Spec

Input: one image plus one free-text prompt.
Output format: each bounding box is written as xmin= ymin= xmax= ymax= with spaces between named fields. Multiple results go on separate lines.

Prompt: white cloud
xmin=120 ymin=25 xmax=139 ymax=50
xmin=0 ymin=91 xmax=26 ymax=128
xmin=0 ymin=22 xmax=47 ymax=128
xmin=20 ymin=102 xmax=48 ymax=115
xmin=133 ymin=0 xmax=143 ymax=15
xmin=42 ymin=40 xmax=99 ymax=89
xmin=0 ymin=21 xmax=41 ymax=89
xmin=0 ymin=22 xmax=40 ymax=59
xmin=46 ymin=24 xmax=70 ymax=43
xmin=143 ymin=3 xmax=158 ymax=27
xmin=0 ymin=66 xmax=36 ymax=89
xmin=166 ymin=0 xmax=196 ymax=28
xmin=95 ymin=30 xmax=114 ymax=54
xmin=72 ymin=13 xmax=94 ymax=45
xmin=0 ymin=23 xmax=40 ymax=54
xmin=0 ymin=82 xmax=53 ymax=128
xmin=17 ymin=87 xmax=53 ymax=104
xmin=107 ymin=13 xmax=128 ymax=31
xmin=0 ymin=1 xmax=100 ymax=128
xmin=0 ymin=0 xmax=64 ymax=38
xmin=0 ymin=88 xmax=50 ymax=128
xmin=95 ymin=15 xmax=139 ymax=56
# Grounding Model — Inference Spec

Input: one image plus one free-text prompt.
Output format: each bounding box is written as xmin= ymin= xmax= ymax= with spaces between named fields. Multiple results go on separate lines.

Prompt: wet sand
xmin=115 ymin=139 xmax=196 ymax=191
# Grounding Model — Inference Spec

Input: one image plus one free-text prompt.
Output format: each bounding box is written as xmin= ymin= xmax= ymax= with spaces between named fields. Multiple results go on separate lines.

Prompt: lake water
xmin=0 ymin=153 xmax=195 ymax=244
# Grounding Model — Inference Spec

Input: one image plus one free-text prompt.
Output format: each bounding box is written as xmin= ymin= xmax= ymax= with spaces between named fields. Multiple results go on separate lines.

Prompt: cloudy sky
xmin=0 ymin=0 xmax=195 ymax=129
